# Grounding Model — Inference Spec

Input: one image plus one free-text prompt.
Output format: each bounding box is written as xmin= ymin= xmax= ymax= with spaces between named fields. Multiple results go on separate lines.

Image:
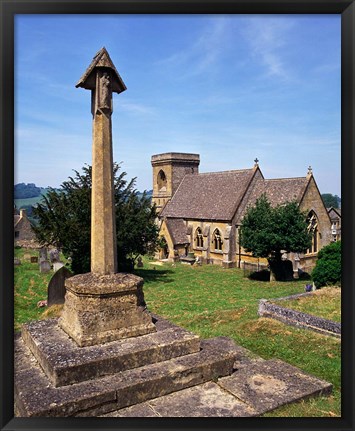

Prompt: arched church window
xmin=307 ymin=211 xmax=319 ymax=254
xmin=212 ymin=229 xmax=223 ymax=251
xmin=157 ymin=170 xmax=167 ymax=191
xmin=195 ymin=227 xmax=204 ymax=248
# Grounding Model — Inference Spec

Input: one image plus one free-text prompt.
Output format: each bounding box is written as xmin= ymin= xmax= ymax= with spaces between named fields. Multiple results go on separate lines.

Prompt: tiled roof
xmin=165 ymin=218 xmax=188 ymax=245
xmin=160 ymin=169 xmax=256 ymax=221
xmin=247 ymin=177 xmax=308 ymax=211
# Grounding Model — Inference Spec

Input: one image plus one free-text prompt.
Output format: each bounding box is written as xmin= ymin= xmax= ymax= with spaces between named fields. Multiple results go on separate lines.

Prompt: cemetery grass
xmin=270 ymin=287 xmax=341 ymax=322
xmin=14 ymin=247 xmax=64 ymax=331
xmin=135 ymin=260 xmax=341 ymax=418
xmin=14 ymin=251 xmax=341 ymax=418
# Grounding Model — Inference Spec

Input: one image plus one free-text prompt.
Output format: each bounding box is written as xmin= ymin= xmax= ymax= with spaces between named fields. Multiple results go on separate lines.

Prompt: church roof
xmin=165 ymin=218 xmax=189 ymax=245
xmin=247 ymin=177 xmax=309 ymax=209
xmin=160 ymin=168 xmax=256 ymax=221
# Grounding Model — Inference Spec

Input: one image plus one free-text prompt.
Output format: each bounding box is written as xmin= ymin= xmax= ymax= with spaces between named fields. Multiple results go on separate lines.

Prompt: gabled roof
xmin=14 ymin=215 xmax=21 ymax=227
xmin=327 ymin=207 xmax=341 ymax=219
xmin=76 ymin=47 xmax=126 ymax=94
xmin=160 ymin=168 xmax=256 ymax=221
xmin=249 ymin=177 xmax=309 ymax=208
xmin=165 ymin=218 xmax=188 ymax=245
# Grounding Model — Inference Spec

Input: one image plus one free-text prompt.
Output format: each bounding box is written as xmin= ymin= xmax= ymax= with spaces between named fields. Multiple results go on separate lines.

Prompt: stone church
xmin=151 ymin=152 xmax=332 ymax=275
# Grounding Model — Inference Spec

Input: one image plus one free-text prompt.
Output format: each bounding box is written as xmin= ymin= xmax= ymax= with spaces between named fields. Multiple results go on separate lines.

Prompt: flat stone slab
xmin=21 ymin=317 xmax=200 ymax=387
xmin=102 ymin=381 xmax=258 ymax=417
xmin=217 ymin=359 xmax=333 ymax=415
xmin=15 ymin=335 xmax=237 ymax=417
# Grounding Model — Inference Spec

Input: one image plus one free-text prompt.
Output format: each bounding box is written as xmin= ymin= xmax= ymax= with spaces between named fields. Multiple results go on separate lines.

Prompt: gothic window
xmin=195 ymin=227 xmax=204 ymax=248
xmin=157 ymin=170 xmax=167 ymax=191
xmin=307 ymin=211 xmax=319 ymax=254
xmin=212 ymin=229 xmax=223 ymax=252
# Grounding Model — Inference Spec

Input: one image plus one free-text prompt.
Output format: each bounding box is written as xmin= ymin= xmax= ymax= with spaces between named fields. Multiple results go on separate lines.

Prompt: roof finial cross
xmin=308 ymin=165 xmax=313 ymax=175
xmin=254 ymin=158 xmax=259 ymax=166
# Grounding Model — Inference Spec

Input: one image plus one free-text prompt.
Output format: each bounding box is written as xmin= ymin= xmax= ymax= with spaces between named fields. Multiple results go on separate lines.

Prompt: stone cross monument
xmin=59 ymin=48 xmax=156 ymax=346
xmin=76 ymin=47 xmax=126 ymax=274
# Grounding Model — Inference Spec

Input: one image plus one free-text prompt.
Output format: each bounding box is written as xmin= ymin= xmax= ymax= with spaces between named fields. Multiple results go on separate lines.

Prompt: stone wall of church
xmin=187 ymin=220 xmax=235 ymax=267
xmin=299 ymin=176 xmax=332 ymax=272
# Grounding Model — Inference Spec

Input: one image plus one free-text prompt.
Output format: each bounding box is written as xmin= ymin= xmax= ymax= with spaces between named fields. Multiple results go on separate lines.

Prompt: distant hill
xmin=14 ymin=184 xmax=153 ymax=217
xmin=14 ymin=183 xmax=44 ymax=199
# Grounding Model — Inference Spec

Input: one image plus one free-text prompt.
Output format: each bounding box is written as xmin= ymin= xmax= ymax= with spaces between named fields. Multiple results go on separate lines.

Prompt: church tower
xmin=151 ymin=152 xmax=200 ymax=215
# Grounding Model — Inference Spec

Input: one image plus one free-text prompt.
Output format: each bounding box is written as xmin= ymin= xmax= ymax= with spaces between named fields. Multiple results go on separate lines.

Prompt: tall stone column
xmin=90 ymin=70 xmax=117 ymax=274
xmin=59 ymin=48 xmax=156 ymax=346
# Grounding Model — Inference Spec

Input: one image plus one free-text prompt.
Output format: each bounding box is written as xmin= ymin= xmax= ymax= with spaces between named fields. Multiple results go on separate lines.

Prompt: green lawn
xmin=135 ymin=260 xmax=341 ymax=418
xmin=271 ymin=287 xmax=341 ymax=322
xmin=14 ymin=251 xmax=341 ymax=418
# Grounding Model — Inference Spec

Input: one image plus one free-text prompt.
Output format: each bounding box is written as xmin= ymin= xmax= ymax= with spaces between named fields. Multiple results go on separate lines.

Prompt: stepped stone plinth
xmin=22 ymin=317 xmax=200 ymax=387
xmin=58 ymin=272 xmax=156 ymax=347
xmin=15 ymin=316 xmax=237 ymax=417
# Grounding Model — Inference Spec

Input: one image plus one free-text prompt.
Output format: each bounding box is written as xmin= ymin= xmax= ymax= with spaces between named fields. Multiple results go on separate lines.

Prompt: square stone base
xmin=59 ymin=272 xmax=156 ymax=347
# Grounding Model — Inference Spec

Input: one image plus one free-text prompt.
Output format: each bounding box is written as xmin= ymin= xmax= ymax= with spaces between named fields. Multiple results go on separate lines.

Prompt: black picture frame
xmin=1 ymin=1 xmax=354 ymax=430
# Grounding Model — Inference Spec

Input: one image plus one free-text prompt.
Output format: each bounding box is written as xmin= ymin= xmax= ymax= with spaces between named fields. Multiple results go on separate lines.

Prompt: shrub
xmin=312 ymin=241 xmax=341 ymax=288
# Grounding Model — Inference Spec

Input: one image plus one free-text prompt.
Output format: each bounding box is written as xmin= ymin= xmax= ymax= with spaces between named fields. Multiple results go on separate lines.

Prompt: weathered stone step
xmin=101 ymin=359 xmax=333 ymax=417
xmin=15 ymin=335 xmax=237 ymax=417
xmin=21 ymin=317 xmax=200 ymax=387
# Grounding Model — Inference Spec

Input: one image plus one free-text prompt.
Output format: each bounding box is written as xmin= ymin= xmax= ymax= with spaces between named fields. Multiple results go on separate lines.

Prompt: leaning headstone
xmin=49 ymin=248 xmax=60 ymax=263
xmin=39 ymin=247 xmax=48 ymax=262
xmin=40 ymin=260 xmax=51 ymax=273
xmin=47 ymin=266 xmax=73 ymax=306
xmin=31 ymin=256 xmax=38 ymax=263
xmin=53 ymin=261 xmax=65 ymax=272
xmin=14 ymin=258 xmax=21 ymax=266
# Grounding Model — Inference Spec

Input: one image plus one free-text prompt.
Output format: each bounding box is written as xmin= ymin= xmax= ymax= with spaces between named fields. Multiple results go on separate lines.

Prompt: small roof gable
xmin=327 ymin=207 xmax=341 ymax=219
xmin=165 ymin=218 xmax=189 ymax=245
xmin=161 ymin=169 xmax=255 ymax=221
xmin=14 ymin=214 xmax=20 ymax=227
xmin=76 ymin=47 xmax=126 ymax=94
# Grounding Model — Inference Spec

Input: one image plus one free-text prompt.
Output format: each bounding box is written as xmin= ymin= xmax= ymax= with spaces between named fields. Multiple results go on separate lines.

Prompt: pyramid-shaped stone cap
xmin=76 ymin=47 xmax=127 ymax=94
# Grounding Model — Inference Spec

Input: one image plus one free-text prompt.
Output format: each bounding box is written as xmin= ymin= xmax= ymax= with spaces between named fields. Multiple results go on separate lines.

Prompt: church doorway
xmin=160 ymin=237 xmax=169 ymax=259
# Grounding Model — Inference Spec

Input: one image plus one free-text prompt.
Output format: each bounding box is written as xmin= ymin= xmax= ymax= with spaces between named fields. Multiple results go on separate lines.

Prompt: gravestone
xmin=137 ymin=256 xmax=143 ymax=267
xmin=14 ymin=258 xmax=21 ymax=266
xmin=23 ymin=253 xmax=31 ymax=261
xmin=47 ymin=266 xmax=73 ymax=306
xmin=39 ymin=247 xmax=48 ymax=262
xmin=53 ymin=261 xmax=65 ymax=272
xmin=40 ymin=260 xmax=51 ymax=273
xmin=49 ymin=248 xmax=60 ymax=263
xmin=31 ymin=256 xmax=38 ymax=263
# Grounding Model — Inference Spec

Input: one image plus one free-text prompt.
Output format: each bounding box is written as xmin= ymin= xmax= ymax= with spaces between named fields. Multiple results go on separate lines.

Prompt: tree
xmin=240 ymin=194 xmax=312 ymax=281
xmin=321 ymin=193 xmax=341 ymax=209
xmin=32 ymin=164 xmax=159 ymax=274
xmin=312 ymin=240 xmax=341 ymax=288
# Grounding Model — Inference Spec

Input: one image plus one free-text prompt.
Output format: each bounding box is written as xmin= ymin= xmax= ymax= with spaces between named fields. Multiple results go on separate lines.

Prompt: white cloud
xmin=156 ymin=18 xmax=231 ymax=78
xmin=242 ymin=17 xmax=294 ymax=80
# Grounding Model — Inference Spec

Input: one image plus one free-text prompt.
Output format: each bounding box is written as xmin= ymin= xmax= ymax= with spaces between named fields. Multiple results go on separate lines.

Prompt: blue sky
xmin=15 ymin=14 xmax=341 ymax=196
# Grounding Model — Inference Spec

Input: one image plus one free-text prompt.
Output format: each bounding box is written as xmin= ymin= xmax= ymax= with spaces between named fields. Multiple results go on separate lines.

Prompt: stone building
xmin=152 ymin=152 xmax=332 ymax=274
xmin=14 ymin=208 xmax=36 ymax=242
xmin=327 ymin=207 xmax=341 ymax=242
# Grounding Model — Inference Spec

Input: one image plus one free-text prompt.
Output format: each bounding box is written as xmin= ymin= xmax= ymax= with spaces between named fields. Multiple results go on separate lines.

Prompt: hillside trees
xmin=321 ymin=193 xmax=341 ymax=209
xmin=32 ymin=164 xmax=159 ymax=274
xmin=14 ymin=183 xmax=42 ymax=199
xmin=240 ymin=194 xmax=312 ymax=281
